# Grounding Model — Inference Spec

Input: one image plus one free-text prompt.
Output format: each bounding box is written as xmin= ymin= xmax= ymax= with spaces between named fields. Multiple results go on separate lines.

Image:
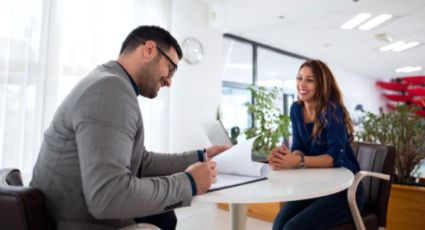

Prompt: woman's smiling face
xmin=296 ymin=66 xmax=317 ymax=103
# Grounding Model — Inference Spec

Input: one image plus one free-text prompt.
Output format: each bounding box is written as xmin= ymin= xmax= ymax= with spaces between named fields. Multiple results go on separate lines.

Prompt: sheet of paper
xmin=212 ymin=137 xmax=269 ymax=177
xmin=208 ymin=137 xmax=270 ymax=191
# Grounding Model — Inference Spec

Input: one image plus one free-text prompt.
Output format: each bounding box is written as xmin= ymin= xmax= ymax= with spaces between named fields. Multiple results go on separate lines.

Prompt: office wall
xmin=331 ymin=64 xmax=384 ymax=114
xmin=168 ymin=0 xmax=224 ymax=151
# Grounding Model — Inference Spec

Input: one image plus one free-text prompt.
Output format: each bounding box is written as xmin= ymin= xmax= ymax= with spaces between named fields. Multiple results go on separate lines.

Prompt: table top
xmin=194 ymin=167 xmax=354 ymax=204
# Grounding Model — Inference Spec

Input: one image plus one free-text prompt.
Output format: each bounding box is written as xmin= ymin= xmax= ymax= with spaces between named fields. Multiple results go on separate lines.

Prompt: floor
xmin=176 ymin=201 xmax=273 ymax=230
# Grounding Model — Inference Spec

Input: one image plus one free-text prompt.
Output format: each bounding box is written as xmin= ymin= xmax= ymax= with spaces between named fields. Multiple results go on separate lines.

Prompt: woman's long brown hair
xmin=298 ymin=59 xmax=354 ymax=143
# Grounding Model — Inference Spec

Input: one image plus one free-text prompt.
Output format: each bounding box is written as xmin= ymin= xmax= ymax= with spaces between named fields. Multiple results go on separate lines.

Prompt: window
xmin=221 ymin=34 xmax=307 ymax=139
xmin=222 ymin=39 xmax=253 ymax=84
xmin=0 ymin=0 xmax=171 ymax=184
xmin=221 ymin=86 xmax=252 ymax=135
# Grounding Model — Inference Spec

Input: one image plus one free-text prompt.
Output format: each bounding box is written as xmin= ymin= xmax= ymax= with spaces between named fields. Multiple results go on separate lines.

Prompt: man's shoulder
xmin=81 ymin=66 xmax=132 ymax=97
xmin=87 ymin=62 xmax=129 ymax=87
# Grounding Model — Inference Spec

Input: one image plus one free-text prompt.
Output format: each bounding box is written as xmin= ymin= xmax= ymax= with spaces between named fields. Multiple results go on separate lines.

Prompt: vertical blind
xmin=0 ymin=0 xmax=171 ymax=183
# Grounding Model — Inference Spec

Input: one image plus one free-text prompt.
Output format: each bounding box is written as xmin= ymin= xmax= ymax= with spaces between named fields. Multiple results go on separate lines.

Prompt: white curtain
xmin=0 ymin=0 xmax=172 ymax=184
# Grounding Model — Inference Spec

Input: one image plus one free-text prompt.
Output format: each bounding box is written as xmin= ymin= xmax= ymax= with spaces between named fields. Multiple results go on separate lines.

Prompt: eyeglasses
xmin=156 ymin=46 xmax=178 ymax=78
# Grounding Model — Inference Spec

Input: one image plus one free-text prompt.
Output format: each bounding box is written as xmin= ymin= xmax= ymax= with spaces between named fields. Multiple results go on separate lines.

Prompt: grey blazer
xmin=30 ymin=61 xmax=199 ymax=230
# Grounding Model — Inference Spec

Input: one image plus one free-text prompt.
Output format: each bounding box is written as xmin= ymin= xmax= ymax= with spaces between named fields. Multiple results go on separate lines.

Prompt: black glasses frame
xmin=156 ymin=46 xmax=178 ymax=78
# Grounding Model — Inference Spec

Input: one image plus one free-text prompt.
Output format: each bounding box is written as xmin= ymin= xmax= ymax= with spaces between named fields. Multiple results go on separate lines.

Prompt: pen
xmin=203 ymin=148 xmax=208 ymax=162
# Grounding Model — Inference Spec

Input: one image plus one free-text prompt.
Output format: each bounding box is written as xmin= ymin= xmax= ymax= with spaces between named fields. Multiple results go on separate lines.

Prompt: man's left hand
xmin=205 ymin=145 xmax=231 ymax=160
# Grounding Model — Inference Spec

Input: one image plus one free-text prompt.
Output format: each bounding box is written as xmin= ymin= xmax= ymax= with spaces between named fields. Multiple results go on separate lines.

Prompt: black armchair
xmin=0 ymin=168 xmax=52 ymax=230
xmin=331 ymin=142 xmax=396 ymax=230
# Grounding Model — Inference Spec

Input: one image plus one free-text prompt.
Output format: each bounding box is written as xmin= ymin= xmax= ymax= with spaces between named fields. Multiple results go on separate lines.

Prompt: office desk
xmin=193 ymin=168 xmax=354 ymax=230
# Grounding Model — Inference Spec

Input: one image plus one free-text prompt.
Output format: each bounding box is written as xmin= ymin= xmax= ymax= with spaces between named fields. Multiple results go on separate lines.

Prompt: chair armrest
xmin=347 ymin=171 xmax=390 ymax=230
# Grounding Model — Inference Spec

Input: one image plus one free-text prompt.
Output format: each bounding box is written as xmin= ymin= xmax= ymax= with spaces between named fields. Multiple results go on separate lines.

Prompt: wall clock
xmin=182 ymin=37 xmax=204 ymax=65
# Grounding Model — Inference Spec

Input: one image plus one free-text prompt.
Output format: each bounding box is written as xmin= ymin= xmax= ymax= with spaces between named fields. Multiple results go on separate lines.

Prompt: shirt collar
xmin=115 ymin=61 xmax=141 ymax=96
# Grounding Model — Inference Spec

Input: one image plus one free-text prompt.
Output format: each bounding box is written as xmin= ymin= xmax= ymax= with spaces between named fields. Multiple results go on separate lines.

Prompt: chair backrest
xmin=0 ymin=168 xmax=52 ymax=230
xmin=352 ymin=141 xmax=396 ymax=227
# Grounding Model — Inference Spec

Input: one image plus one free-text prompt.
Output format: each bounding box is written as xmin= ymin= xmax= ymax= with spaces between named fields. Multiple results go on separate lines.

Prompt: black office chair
xmin=0 ymin=168 xmax=52 ymax=230
xmin=331 ymin=142 xmax=396 ymax=230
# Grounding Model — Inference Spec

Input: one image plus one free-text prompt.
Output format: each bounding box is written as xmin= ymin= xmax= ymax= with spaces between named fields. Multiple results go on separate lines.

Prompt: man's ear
xmin=141 ymin=40 xmax=157 ymax=59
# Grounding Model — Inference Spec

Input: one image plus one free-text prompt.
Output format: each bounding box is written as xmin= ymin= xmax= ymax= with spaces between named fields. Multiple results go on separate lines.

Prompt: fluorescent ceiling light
xmin=340 ymin=13 xmax=372 ymax=30
xmin=379 ymin=41 xmax=421 ymax=52
xmin=392 ymin=41 xmax=420 ymax=52
xmin=358 ymin=14 xmax=392 ymax=30
xmin=395 ymin=66 xmax=423 ymax=73
xmin=379 ymin=41 xmax=406 ymax=51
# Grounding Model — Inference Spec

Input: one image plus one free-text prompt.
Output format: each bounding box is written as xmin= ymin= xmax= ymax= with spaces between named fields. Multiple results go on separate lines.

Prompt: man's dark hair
xmin=120 ymin=25 xmax=182 ymax=59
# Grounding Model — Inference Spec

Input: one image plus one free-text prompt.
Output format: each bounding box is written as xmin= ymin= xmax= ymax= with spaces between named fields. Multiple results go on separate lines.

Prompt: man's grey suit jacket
xmin=30 ymin=61 xmax=199 ymax=230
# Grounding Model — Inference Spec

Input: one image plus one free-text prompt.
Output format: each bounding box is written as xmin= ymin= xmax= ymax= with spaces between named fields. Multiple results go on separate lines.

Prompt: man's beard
xmin=139 ymin=59 xmax=160 ymax=99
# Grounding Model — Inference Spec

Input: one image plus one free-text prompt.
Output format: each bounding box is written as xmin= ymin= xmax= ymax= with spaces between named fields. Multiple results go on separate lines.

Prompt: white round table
xmin=193 ymin=168 xmax=354 ymax=230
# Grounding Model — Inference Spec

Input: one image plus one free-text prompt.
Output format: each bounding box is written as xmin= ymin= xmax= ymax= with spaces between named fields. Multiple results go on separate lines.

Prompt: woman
xmin=268 ymin=59 xmax=364 ymax=230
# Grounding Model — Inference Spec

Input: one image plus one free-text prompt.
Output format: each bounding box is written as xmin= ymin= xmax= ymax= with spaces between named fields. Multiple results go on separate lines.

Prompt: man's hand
xmin=205 ymin=145 xmax=231 ymax=159
xmin=185 ymin=161 xmax=217 ymax=195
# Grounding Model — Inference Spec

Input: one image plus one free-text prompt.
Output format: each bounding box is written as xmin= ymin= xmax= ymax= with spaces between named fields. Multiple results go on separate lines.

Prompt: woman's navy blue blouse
xmin=290 ymin=102 xmax=360 ymax=173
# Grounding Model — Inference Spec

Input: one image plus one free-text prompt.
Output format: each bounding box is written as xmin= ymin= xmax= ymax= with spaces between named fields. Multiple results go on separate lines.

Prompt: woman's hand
xmin=268 ymin=145 xmax=301 ymax=170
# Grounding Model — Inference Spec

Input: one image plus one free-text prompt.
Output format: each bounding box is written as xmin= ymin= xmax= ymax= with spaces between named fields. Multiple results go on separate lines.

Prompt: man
xmin=30 ymin=25 xmax=228 ymax=230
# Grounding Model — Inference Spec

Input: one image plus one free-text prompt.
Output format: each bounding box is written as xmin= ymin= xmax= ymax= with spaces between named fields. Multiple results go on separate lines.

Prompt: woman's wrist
xmin=297 ymin=154 xmax=305 ymax=168
xmin=293 ymin=150 xmax=304 ymax=156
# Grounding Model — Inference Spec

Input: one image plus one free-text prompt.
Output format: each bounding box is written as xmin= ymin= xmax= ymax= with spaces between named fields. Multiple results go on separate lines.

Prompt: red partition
xmin=383 ymin=94 xmax=412 ymax=102
xmin=416 ymin=110 xmax=425 ymax=117
xmin=407 ymin=87 xmax=425 ymax=96
xmin=400 ymin=76 xmax=425 ymax=85
xmin=411 ymin=99 xmax=425 ymax=107
xmin=378 ymin=77 xmax=425 ymax=117
xmin=376 ymin=81 xmax=408 ymax=91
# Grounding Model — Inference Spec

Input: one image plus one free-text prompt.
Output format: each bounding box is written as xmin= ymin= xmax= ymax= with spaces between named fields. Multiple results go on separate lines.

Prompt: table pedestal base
xmin=230 ymin=204 xmax=247 ymax=230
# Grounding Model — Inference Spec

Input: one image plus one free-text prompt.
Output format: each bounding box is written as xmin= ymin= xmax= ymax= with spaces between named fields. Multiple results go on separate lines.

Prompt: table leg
xmin=230 ymin=203 xmax=247 ymax=230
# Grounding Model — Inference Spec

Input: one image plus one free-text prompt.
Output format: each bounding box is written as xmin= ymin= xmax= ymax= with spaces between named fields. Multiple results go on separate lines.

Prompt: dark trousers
xmin=272 ymin=186 xmax=364 ymax=230
xmin=134 ymin=211 xmax=177 ymax=230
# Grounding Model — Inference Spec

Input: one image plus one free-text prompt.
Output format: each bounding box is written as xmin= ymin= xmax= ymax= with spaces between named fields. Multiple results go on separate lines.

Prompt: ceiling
xmin=206 ymin=0 xmax=425 ymax=79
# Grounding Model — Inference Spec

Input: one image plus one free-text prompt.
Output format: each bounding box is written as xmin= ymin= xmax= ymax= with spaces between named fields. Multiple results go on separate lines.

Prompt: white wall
xmin=168 ymin=0 xmax=224 ymax=152
xmin=331 ymin=64 xmax=384 ymax=114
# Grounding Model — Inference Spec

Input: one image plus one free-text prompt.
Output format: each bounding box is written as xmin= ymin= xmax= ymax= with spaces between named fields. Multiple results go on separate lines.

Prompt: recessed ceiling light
xmin=379 ymin=41 xmax=421 ymax=52
xmin=340 ymin=13 xmax=372 ymax=30
xmin=395 ymin=66 xmax=423 ymax=73
xmin=358 ymin=14 xmax=392 ymax=30
xmin=379 ymin=41 xmax=406 ymax=51
xmin=392 ymin=41 xmax=420 ymax=52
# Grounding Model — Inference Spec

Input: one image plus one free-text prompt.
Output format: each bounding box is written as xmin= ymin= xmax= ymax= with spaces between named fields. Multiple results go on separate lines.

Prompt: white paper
xmin=209 ymin=136 xmax=270 ymax=191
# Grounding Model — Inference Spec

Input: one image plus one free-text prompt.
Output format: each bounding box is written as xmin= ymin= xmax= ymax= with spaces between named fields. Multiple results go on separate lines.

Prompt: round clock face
xmin=182 ymin=37 xmax=204 ymax=65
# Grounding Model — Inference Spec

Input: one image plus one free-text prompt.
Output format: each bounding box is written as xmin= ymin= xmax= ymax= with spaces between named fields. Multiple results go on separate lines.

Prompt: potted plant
xmin=244 ymin=86 xmax=291 ymax=159
xmin=356 ymin=105 xmax=425 ymax=184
